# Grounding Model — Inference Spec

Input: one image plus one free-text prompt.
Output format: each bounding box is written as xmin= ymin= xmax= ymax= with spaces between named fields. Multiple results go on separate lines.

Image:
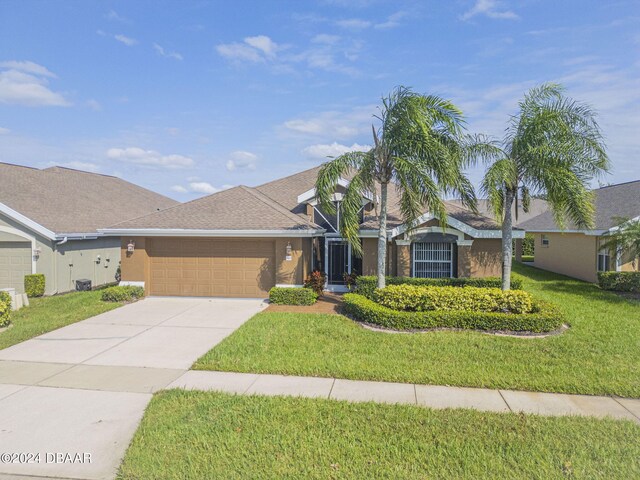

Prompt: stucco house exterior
xmin=106 ymin=166 xmax=523 ymax=297
xmin=0 ymin=163 xmax=177 ymax=295
xmin=519 ymin=180 xmax=640 ymax=282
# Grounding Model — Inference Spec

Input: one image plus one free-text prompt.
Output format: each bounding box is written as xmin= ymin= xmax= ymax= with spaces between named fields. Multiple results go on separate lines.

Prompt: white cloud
xmin=170 ymin=185 xmax=188 ymax=193
xmin=105 ymin=10 xmax=129 ymax=23
xmin=49 ymin=161 xmax=101 ymax=172
xmin=311 ymin=34 xmax=341 ymax=45
xmin=0 ymin=127 xmax=10 ymax=135
xmin=335 ymin=18 xmax=371 ymax=29
xmin=114 ymin=34 xmax=137 ymax=46
xmin=153 ymin=43 xmax=183 ymax=61
xmin=282 ymin=106 xmax=374 ymax=140
xmin=106 ymin=147 xmax=194 ymax=168
xmin=244 ymin=35 xmax=278 ymax=57
xmin=225 ymin=150 xmax=258 ymax=171
xmin=461 ymin=0 xmax=519 ymax=21
xmin=187 ymin=182 xmax=233 ymax=194
xmin=374 ymin=11 xmax=407 ymax=30
xmin=0 ymin=62 xmax=71 ymax=107
xmin=303 ymin=142 xmax=371 ymax=159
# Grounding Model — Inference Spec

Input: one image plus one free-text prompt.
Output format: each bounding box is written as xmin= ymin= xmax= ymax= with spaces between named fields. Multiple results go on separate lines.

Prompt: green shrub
xmin=304 ymin=271 xmax=326 ymax=296
xmin=598 ymin=272 xmax=640 ymax=293
xmin=269 ymin=287 xmax=318 ymax=306
xmin=101 ymin=285 xmax=145 ymax=302
xmin=355 ymin=275 xmax=524 ymax=300
xmin=375 ymin=285 xmax=533 ymax=314
xmin=24 ymin=274 xmax=45 ymax=297
xmin=343 ymin=293 xmax=563 ymax=333
xmin=523 ymin=233 xmax=535 ymax=256
xmin=0 ymin=291 xmax=11 ymax=328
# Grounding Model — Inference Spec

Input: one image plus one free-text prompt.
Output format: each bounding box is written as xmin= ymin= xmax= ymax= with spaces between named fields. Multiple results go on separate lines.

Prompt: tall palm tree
xmin=481 ymin=83 xmax=609 ymax=290
xmin=315 ymin=86 xmax=477 ymax=289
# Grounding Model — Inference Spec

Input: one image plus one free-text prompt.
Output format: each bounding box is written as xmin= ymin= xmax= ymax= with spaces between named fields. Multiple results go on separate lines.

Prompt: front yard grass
xmin=0 ymin=290 xmax=122 ymax=350
xmin=118 ymin=390 xmax=640 ymax=479
xmin=194 ymin=263 xmax=640 ymax=397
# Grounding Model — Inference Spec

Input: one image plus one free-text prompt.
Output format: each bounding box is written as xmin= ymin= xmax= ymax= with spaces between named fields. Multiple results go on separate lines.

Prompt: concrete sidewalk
xmin=0 ymin=297 xmax=266 ymax=480
xmin=169 ymin=370 xmax=640 ymax=424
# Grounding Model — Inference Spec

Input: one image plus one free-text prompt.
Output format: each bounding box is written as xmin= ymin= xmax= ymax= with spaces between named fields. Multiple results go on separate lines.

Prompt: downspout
xmin=53 ymin=236 xmax=68 ymax=295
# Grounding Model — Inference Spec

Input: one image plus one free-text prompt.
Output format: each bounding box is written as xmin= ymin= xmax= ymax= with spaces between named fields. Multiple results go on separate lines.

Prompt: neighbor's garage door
xmin=147 ymin=238 xmax=276 ymax=297
xmin=0 ymin=242 xmax=32 ymax=294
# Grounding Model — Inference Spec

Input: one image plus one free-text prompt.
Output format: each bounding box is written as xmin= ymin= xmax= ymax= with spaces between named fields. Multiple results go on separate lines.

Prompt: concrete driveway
xmin=0 ymin=297 xmax=265 ymax=480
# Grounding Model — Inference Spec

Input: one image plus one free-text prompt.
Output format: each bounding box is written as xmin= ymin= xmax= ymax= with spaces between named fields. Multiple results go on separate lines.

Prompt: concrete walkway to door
xmin=0 ymin=297 xmax=266 ymax=480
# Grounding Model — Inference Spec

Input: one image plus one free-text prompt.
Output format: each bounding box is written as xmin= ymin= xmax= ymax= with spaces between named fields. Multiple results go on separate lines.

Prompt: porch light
xmin=285 ymin=242 xmax=292 ymax=261
xmin=33 ymin=247 xmax=41 ymax=258
xmin=127 ymin=240 xmax=135 ymax=253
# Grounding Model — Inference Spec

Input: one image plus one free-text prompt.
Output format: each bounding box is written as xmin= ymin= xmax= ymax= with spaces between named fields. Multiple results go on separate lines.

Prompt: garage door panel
xmin=0 ymin=242 xmax=32 ymax=294
xmin=148 ymin=238 xmax=275 ymax=298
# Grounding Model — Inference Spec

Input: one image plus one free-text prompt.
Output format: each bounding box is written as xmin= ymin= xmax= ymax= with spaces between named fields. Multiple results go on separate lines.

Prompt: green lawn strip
xmin=194 ymin=263 xmax=640 ymax=397
xmin=118 ymin=390 xmax=640 ymax=480
xmin=0 ymin=290 xmax=123 ymax=350
xmin=521 ymin=255 xmax=534 ymax=262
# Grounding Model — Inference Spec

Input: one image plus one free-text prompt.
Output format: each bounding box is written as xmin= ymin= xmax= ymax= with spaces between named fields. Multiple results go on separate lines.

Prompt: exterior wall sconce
xmin=127 ymin=240 xmax=135 ymax=253
xmin=285 ymin=242 xmax=292 ymax=261
xmin=33 ymin=247 xmax=41 ymax=258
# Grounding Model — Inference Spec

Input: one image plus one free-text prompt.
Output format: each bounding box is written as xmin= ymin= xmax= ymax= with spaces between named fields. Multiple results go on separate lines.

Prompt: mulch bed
xmin=265 ymin=292 xmax=344 ymax=314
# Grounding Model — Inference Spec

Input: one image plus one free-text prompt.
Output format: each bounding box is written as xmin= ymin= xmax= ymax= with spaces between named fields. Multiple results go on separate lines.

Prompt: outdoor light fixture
xmin=33 ymin=247 xmax=41 ymax=258
xmin=285 ymin=242 xmax=292 ymax=261
xmin=127 ymin=240 xmax=135 ymax=253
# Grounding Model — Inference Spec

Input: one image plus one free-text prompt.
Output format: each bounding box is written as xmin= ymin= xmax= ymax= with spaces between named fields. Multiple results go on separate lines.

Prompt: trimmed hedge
xmin=101 ymin=285 xmax=145 ymax=302
xmin=0 ymin=291 xmax=11 ymax=328
xmin=375 ymin=285 xmax=533 ymax=314
xmin=24 ymin=273 xmax=45 ymax=298
xmin=343 ymin=293 xmax=563 ymax=333
xmin=269 ymin=287 xmax=318 ymax=306
xmin=598 ymin=272 xmax=640 ymax=293
xmin=355 ymin=275 xmax=524 ymax=300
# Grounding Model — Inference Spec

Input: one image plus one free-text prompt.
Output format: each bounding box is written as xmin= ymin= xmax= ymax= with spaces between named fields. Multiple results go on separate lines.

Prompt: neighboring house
xmin=519 ymin=180 xmax=640 ymax=282
xmin=450 ymin=198 xmax=549 ymax=227
xmin=105 ymin=166 xmax=523 ymax=298
xmin=0 ymin=163 xmax=177 ymax=294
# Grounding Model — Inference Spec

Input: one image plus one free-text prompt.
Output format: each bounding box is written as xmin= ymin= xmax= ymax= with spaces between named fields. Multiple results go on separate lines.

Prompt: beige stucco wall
xmin=533 ymin=232 xmax=598 ymax=282
xmin=468 ymin=239 xmax=502 ymax=277
xmin=362 ymin=238 xmax=378 ymax=276
xmin=275 ymin=238 xmax=307 ymax=285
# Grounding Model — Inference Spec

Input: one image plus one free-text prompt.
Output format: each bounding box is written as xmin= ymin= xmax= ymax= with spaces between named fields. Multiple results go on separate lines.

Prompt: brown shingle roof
xmin=449 ymin=198 xmax=549 ymax=227
xmin=110 ymin=185 xmax=320 ymax=231
xmin=0 ymin=163 xmax=177 ymax=234
xmin=518 ymin=180 xmax=640 ymax=232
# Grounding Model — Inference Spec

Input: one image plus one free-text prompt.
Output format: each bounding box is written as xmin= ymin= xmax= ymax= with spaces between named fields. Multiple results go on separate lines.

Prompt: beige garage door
xmin=147 ymin=238 xmax=276 ymax=297
xmin=0 ymin=242 xmax=32 ymax=294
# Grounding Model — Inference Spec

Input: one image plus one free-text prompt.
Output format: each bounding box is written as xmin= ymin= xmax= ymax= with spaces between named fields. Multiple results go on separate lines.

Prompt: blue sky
xmin=1 ymin=0 xmax=638 ymax=200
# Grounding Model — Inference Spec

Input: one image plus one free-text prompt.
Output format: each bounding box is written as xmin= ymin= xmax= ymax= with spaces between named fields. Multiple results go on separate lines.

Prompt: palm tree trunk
xmin=377 ymin=181 xmax=388 ymax=289
xmin=501 ymin=188 xmax=515 ymax=291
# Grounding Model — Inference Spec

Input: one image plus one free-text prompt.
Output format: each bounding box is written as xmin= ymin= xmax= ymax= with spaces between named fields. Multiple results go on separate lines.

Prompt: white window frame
xmin=412 ymin=242 xmax=454 ymax=279
xmin=541 ymin=234 xmax=550 ymax=247
xmin=597 ymin=248 xmax=611 ymax=272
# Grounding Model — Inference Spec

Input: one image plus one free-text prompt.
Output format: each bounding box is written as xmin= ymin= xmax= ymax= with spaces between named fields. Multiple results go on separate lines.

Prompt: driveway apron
xmin=0 ymin=297 xmax=265 ymax=480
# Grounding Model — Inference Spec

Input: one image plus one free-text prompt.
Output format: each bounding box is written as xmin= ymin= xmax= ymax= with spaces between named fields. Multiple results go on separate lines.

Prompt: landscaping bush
xmin=355 ymin=275 xmax=524 ymax=300
xmin=101 ymin=285 xmax=145 ymax=302
xmin=24 ymin=273 xmax=45 ymax=297
xmin=375 ymin=285 xmax=533 ymax=314
xmin=598 ymin=271 xmax=640 ymax=293
xmin=523 ymin=233 xmax=535 ymax=256
xmin=0 ymin=291 xmax=11 ymax=328
xmin=343 ymin=293 xmax=563 ymax=333
xmin=304 ymin=270 xmax=326 ymax=296
xmin=269 ymin=287 xmax=318 ymax=306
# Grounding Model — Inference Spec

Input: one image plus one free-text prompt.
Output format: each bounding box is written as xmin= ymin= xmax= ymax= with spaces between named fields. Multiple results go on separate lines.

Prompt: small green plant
xmin=304 ymin=270 xmax=326 ymax=296
xmin=375 ymin=285 xmax=533 ymax=314
xmin=101 ymin=285 xmax=145 ymax=302
xmin=598 ymin=272 xmax=640 ymax=293
xmin=343 ymin=272 xmax=358 ymax=291
xmin=24 ymin=274 xmax=45 ymax=297
xmin=0 ymin=291 xmax=11 ymax=327
xmin=269 ymin=287 xmax=318 ymax=306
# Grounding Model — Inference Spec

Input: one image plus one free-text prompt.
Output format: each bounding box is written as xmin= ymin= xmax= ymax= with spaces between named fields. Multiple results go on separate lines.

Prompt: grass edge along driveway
xmin=118 ymin=390 xmax=640 ymax=480
xmin=194 ymin=263 xmax=640 ymax=397
xmin=0 ymin=289 xmax=123 ymax=350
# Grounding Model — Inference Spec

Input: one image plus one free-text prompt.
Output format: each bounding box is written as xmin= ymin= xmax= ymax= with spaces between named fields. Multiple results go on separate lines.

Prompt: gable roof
xmin=108 ymin=185 xmax=320 ymax=232
xmin=448 ymin=198 xmax=548 ymax=227
xmin=519 ymin=180 xmax=640 ymax=232
xmin=0 ymin=163 xmax=177 ymax=236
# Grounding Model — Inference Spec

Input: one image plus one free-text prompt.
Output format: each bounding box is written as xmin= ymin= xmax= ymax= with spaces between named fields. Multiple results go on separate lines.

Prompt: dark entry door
xmin=328 ymin=241 xmax=349 ymax=285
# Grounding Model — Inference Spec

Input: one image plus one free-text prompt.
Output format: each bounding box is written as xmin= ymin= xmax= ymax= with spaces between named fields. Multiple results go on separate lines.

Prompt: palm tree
xmin=600 ymin=218 xmax=640 ymax=269
xmin=481 ymin=83 xmax=609 ymax=290
xmin=315 ymin=86 xmax=478 ymax=289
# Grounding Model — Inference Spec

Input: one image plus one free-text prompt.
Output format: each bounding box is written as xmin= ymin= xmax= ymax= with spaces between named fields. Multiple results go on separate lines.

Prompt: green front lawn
xmin=195 ymin=263 xmax=640 ymax=397
xmin=0 ymin=290 xmax=123 ymax=350
xmin=118 ymin=390 xmax=640 ymax=479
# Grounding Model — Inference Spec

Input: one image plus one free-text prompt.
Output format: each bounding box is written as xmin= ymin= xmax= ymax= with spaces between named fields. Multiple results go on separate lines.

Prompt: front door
xmin=327 ymin=239 xmax=350 ymax=285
